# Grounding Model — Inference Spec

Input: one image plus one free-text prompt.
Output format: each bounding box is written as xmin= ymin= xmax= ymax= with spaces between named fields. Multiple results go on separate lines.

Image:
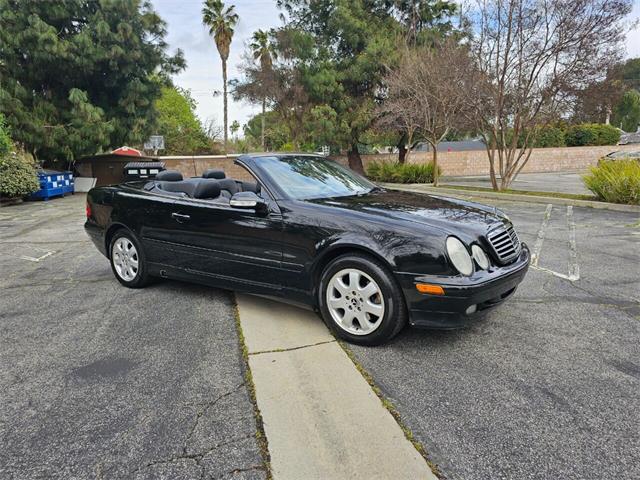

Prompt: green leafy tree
xmin=612 ymin=90 xmax=640 ymax=133
xmin=230 ymin=120 xmax=240 ymax=140
xmin=275 ymin=0 xmax=458 ymax=172
xmin=154 ymin=86 xmax=210 ymax=155
xmin=275 ymin=0 xmax=399 ymax=173
xmin=202 ymin=0 xmax=238 ymax=150
xmin=249 ymin=29 xmax=278 ymax=150
xmin=0 ymin=0 xmax=184 ymax=166
xmin=390 ymin=0 xmax=458 ymax=46
xmin=619 ymin=58 xmax=640 ymax=92
xmin=244 ymin=111 xmax=290 ymax=150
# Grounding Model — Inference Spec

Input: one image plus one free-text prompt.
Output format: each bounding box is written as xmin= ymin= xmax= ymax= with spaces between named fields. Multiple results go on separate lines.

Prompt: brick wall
xmin=332 ymin=144 xmax=639 ymax=176
xmin=159 ymin=155 xmax=256 ymax=181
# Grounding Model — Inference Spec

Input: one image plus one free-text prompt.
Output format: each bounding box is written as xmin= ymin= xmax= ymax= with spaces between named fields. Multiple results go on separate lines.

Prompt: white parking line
xmin=567 ymin=206 xmax=580 ymax=281
xmin=531 ymin=204 xmax=552 ymax=267
xmin=19 ymin=251 xmax=54 ymax=262
xmin=530 ymin=204 xmax=580 ymax=282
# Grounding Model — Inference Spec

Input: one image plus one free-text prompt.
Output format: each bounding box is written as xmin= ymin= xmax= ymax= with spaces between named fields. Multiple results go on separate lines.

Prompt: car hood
xmin=308 ymin=189 xmax=507 ymax=238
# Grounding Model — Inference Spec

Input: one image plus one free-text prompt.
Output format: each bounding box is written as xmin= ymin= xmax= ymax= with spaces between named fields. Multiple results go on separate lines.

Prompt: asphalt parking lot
xmin=351 ymin=197 xmax=640 ymax=480
xmin=0 ymin=195 xmax=266 ymax=479
xmin=1 ymin=192 xmax=638 ymax=480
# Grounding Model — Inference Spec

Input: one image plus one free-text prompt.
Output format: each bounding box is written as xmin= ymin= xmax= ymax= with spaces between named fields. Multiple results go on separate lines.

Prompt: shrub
xmin=0 ymin=151 xmax=40 ymax=199
xmin=366 ymin=160 xmax=441 ymax=183
xmin=0 ymin=113 xmax=12 ymax=156
xmin=565 ymin=123 xmax=620 ymax=147
xmin=532 ymin=125 xmax=566 ymax=148
xmin=583 ymin=159 xmax=640 ymax=204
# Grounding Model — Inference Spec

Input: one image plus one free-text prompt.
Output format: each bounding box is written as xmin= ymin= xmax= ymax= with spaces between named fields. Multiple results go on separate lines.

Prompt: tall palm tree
xmin=202 ymin=0 xmax=238 ymax=150
xmin=249 ymin=29 xmax=277 ymax=151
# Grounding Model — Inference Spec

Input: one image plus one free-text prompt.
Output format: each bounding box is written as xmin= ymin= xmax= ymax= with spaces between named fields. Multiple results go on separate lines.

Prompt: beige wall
xmin=332 ymin=144 xmax=639 ymax=176
xmin=158 ymin=145 xmax=638 ymax=180
xmin=159 ymin=155 xmax=255 ymax=181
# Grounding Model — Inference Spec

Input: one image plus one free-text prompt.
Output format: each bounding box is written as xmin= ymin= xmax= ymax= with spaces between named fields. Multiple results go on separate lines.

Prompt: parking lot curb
xmin=382 ymin=183 xmax=640 ymax=213
xmin=235 ymin=294 xmax=438 ymax=480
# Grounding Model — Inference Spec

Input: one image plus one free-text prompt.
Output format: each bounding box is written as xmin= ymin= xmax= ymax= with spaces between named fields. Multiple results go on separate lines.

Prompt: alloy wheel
xmin=326 ymin=268 xmax=385 ymax=335
xmin=112 ymin=237 xmax=139 ymax=282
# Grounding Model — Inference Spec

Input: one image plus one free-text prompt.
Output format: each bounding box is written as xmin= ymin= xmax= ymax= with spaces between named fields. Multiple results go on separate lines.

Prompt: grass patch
xmin=337 ymin=340 xmax=445 ymax=479
xmin=232 ymin=302 xmax=272 ymax=479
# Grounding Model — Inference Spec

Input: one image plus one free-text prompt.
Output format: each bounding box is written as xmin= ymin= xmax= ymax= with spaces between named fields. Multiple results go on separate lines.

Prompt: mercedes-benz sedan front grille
xmin=488 ymin=225 xmax=520 ymax=263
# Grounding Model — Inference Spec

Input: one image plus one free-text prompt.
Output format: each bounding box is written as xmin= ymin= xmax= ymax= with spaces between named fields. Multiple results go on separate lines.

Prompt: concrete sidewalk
xmin=236 ymin=294 xmax=437 ymax=480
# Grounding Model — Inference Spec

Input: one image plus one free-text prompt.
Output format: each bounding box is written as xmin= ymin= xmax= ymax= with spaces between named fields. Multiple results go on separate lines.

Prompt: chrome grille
xmin=488 ymin=224 xmax=520 ymax=263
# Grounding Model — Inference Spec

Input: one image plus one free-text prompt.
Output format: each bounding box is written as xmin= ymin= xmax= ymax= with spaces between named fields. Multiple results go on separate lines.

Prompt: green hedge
xmin=565 ymin=123 xmax=620 ymax=147
xmin=366 ymin=160 xmax=441 ymax=183
xmin=583 ymin=159 xmax=640 ymax=204
xmin=0 ymin=151 xmax=40 ymax=199
xmin=532 ymin=125 xmax=566 ymax=148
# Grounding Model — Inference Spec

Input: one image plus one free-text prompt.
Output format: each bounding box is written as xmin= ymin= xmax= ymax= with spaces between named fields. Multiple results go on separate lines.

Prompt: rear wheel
xmin=318 ymin=253 xmax=407 ymax=345
xmin=109 ymin=230 xmax=151 ymax=288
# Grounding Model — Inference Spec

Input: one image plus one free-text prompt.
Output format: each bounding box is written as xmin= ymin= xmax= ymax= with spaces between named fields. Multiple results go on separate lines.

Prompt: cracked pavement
xmin=350 ymin=199 xmax=640 ymax=480
xmin=0 ymin=195 xmax=266 ymax=480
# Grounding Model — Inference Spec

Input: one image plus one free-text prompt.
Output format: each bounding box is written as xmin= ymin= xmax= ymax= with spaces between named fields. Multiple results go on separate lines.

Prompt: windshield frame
xmin=247 ymin=154 xmax=377 ymax=201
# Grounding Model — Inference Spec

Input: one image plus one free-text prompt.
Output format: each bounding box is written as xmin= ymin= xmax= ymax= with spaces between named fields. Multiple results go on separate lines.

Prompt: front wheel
xmin=109 ymin=229 xmax=152 ymax=288
xmin=318 ymin=253 xmax=407 ymax=346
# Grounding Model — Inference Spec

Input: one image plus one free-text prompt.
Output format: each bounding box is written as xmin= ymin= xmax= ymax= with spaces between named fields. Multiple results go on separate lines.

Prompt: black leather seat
xmin=156 ymin=178 xmax=222 ymax=200
xmin=157 ymin=180 xmax=197 ymax=197
xmin=217 ymin=179 xmax=239 ymax=198
xmin=193 ymin=179 xmax=221 ymax=199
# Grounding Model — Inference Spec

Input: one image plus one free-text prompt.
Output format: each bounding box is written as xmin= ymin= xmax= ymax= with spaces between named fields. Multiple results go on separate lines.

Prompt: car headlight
xmin=471 ymin=245 xmax=490 ymax=270
xmin=446 ymin=236 xmax=473 ymax=276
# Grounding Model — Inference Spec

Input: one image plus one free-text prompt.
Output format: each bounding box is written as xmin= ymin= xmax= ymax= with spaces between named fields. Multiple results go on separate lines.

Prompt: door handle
xmin=171 ymin=212 xmax=191 ymax=223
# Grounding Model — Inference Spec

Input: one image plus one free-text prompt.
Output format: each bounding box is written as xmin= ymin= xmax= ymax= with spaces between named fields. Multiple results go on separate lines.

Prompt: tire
xmin=318 ymin=253 xmax=407 ymax=346
xmin=108 ymin=229 xmax=152 ymax=288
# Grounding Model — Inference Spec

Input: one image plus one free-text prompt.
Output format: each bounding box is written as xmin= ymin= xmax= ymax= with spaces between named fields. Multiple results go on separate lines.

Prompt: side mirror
xmin=229 ymin=191 xmax=267 ymax=212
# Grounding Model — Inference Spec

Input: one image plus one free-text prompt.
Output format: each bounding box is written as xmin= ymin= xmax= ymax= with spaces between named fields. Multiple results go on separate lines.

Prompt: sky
xmin=153 ymin=0 xmax=283 ymax=131
xmin=153 ymin=0 xmax=640 ymax=131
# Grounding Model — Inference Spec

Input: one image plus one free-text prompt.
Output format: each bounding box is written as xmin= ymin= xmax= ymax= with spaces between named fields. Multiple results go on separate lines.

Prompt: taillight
xmin=86 ymin=201 xmax=92 ymax=218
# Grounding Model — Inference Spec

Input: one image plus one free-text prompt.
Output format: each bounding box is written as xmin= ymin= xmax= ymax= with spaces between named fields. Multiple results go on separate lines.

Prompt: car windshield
xmin=257 ymin=155 xmax=377 ymax=200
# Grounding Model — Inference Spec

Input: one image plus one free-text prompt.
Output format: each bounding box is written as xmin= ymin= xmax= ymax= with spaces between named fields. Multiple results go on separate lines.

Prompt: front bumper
xmin=397 ymin=244 xmax=530 ymax=329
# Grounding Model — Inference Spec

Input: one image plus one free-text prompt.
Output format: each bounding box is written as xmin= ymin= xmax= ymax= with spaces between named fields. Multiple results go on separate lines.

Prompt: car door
xmin=116 ymin=189 xmax=179 ymax=267
xmin=164 ymin=195 xmax=284 ymax=295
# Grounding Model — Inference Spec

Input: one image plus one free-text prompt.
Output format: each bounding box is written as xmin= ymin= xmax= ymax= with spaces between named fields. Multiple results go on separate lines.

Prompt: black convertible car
xmin=85 ymin=153 xmax=530 ymax=345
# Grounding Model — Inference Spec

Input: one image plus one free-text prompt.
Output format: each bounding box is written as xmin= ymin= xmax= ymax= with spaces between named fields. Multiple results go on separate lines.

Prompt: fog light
xmin=416 ymin=283 xmax=445 ymax=295
xmin=465 ymin=304 xmax=477 ymax=315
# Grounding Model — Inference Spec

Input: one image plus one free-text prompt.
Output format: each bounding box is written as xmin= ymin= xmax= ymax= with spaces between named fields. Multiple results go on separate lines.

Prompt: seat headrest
xmin=193 ymin=179 xmax=221 ymax=199
xmin=202 ymin=169 xmax=226 ymax=179
xmin=156 ymin=170 xmax=183 ymax=181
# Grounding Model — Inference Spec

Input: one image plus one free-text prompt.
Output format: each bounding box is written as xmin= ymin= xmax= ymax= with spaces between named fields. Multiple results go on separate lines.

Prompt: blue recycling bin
xmin=29 ymin=170 xmax=75 ymax=200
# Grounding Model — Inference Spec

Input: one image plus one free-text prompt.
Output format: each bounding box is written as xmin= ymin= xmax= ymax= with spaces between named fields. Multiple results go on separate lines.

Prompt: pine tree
xmin=0 ymin=0 xmax=184 ymax=165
